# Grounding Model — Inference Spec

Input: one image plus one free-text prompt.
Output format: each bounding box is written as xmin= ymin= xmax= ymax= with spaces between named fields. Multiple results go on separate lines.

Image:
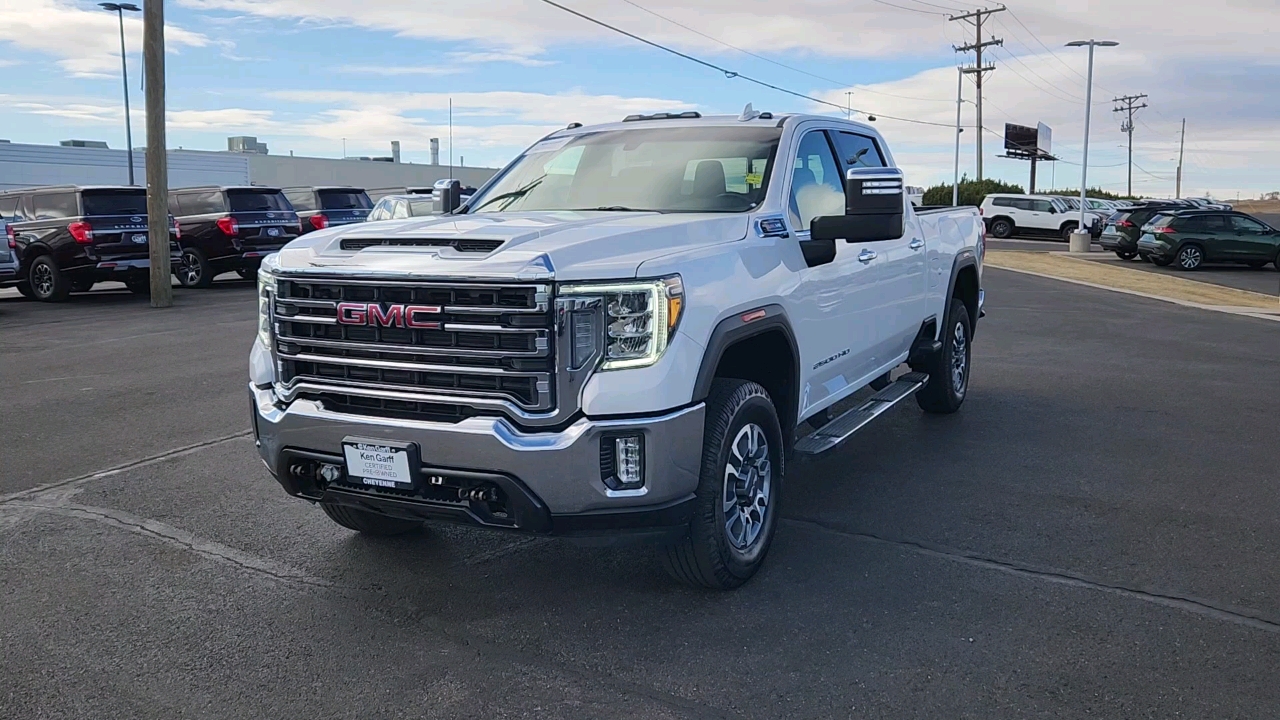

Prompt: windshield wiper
xmin=467 ymin=175 xmax=546 ymax=213
xmin=570 ymin=206 xmax=657 ymax=212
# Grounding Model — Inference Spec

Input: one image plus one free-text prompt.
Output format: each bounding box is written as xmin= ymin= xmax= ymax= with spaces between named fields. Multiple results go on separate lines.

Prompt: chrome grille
xmin=272 ymin=278 xmax=553 ymax=414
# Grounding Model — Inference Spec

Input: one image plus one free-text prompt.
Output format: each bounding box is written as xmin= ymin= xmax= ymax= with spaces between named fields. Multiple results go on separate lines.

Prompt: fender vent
xmin=341 ymin=238 xmax=503 ymax=253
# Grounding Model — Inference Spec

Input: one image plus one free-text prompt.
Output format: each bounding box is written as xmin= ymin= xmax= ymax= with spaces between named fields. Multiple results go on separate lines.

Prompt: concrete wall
xmin=0 ymin=142 xmax=500 ymax=194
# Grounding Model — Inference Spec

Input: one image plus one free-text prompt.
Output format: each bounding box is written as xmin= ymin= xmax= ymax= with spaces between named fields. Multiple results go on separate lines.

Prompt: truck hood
xmin=268 ymin=211 xmax=749 ymax=282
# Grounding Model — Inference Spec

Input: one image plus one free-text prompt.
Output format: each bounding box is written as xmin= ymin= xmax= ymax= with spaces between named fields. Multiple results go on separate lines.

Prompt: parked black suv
xmin=169 ymin=186 xmax=300 ymax=287
xmin=0 ymin=185 xmax=179 ymax=302
xmin=1099 ymin=201 xmax=1185 ymax=259
xmin=282 ymin=186 xmax=372 ymax=234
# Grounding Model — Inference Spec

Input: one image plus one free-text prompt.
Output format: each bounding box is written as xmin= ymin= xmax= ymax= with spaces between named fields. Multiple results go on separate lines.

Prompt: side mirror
xmin=1048 ymin=206 xmax=1057 ymax=214
xmin=433 ymin=179 xmax=462 ymax=214
xmin=810 ymin=167 xmax=905 ymax=244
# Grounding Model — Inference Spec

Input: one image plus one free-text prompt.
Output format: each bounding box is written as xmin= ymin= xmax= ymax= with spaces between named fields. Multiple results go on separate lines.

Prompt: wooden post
xmin=144 ymin=0 xmax=172 ymax=307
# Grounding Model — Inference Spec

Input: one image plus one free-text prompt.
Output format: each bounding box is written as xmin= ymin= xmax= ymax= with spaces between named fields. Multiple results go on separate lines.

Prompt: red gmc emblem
xmin=336 ymin=302 xmax=442 ymax=329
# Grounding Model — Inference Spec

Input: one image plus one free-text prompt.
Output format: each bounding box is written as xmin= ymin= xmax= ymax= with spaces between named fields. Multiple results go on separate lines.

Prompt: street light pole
xmin=1066 ymin=39 xmax=1119 ymax=253
xmin=100 ymin=3 xmax=141 ymax=185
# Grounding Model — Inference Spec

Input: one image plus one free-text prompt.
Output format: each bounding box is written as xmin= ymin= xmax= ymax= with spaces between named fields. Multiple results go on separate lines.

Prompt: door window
xmin=831 ymin=131 xmax=886 ymax=169
xmin=1230 ymin=216 xmax=1270 ymax=232
xmin=1030 ymin=199 xmax=1054 ymax=213
xmin=32 ymin=193 xmax=78 ymax=220
xmin=991 ymin=197 xmax=1015 ymax=208
xmin=788 ymin=130 xmax=845 ymax=229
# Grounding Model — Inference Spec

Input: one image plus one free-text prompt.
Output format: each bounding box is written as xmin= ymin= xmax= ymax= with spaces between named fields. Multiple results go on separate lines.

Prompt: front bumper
xmin=251 ymin=384 xmax=705 ymax=536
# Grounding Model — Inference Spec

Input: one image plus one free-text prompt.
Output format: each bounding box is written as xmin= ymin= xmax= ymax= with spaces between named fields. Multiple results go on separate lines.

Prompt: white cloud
xmin=447 ymin=52 xmax=557 ymax=67
xmin=336 ymin=65 xmax=462 ymax=76
xmin=0 ymin=0 xmax=210 ymax=77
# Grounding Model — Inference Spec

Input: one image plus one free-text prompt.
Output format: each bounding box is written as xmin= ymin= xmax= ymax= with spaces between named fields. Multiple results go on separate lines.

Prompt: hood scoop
xmin=340 ymin=237 xmax=503 ymax=253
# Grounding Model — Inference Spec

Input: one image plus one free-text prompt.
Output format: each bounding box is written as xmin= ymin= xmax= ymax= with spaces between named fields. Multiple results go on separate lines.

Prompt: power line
xmin=617 ymin=0 xmax=953 ymax=103
xmin=870 ymin=0 xmax=950 ymax=15
xmin=535 ymin=0 xmax=960 ymax=128
xmin=985 ymin=46 xmax=1083 ymax=103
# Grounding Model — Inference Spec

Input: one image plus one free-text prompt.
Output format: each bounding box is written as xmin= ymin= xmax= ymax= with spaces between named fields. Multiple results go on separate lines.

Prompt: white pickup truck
xmin=250 ymin=108 xmax=985 ymax=589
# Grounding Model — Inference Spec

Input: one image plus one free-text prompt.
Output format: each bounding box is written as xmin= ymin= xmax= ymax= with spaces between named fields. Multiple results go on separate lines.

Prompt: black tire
xmin=1246 ymin=260 xmax=1267 ymax=269
xmin=1115 ymin=250 xmax=1138 ymax=260
xmin=15 ymin=282 xmax=33 ymax=299
xmin=1060 ymin=222 xmax=1078 ymax=242
xmin=1175 ymin=243 xmax=1204 ymax=271
xmin=71 ymin=278 xmax=95 ymax=293
xmin=124 ymin=276 xmax=150 ymax=295
xmin=661 ymin=379 xmax=784 ymax=590
xmin=320 ymin=503 xmax=423 ymax=536
xmin=236 ymin=267 xmax=256 ymax=281
xmin=1139 ymin=253 xmax=1153 ymax=263
xmin=1151 ymin=256 xmax=1173 ymax=267
xmin=176 ymin=247 xmax=214 ymax=288
xmin=989 ymin=218 xmax=1014 ymax=239
xmin=28 ymin=255 xmax=69 ymax=302
xmin=915 ymin=301 xmax=971 ymax=414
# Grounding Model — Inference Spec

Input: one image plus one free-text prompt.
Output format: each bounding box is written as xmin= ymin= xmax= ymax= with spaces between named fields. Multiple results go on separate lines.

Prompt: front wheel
xmin=176 ymin=247 xmax=214 ymax=288
xmin=661 ymin=379 xmax=784 ymax=590
xmin=1060 ymin=223 xmax=1079 ymax=242
xmin=1115 ymin=250 xmax=1138 ymax=260
xmin=321 ymin=503 xmax=423 ymax=536
xmin=915 ymin=300 xmax=971 ymax=414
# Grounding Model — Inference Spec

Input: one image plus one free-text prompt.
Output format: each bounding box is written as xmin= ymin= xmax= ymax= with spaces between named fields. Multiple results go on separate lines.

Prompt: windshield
xmin=82 ymin=190 xmax=148 ymax=216
xmin=319 ymin=190 xmax=372 ymax=210
xmin=466 ymin=126 xmax=781 ymax=214
xmin=228 ymin=190 xmax=291 ymax=213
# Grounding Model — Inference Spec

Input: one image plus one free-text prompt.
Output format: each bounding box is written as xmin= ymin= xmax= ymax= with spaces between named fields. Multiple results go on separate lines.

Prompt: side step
xmin=793 ymin=372 xmax=929 ymax=455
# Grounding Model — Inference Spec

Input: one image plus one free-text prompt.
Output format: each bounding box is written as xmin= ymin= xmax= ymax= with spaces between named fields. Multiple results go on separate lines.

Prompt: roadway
xmin=2 ymin=270 xmax=1278 ymax=718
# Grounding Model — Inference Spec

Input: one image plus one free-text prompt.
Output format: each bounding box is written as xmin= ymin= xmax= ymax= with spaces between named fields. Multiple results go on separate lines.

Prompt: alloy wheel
xmin=179 ymin=251 xmax=202 ymax=286
xmin=1178 ymin=246 xmax=1202 ymax=270
xmin=32 ymin=262 xmax=53 ymax=298
xmin=722 ymin=423 xmax=772 ymax=552
xmin=951 ymin=319 xmax=968 ymax=394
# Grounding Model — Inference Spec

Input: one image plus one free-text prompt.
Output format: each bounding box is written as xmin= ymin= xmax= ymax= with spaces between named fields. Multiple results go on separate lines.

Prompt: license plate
xmin=342 ymin=439 xmax=418 ymax=489
xmin=1105 ymin=226 xmax=1116 ymax=234
xmin=131 ymin=233 xmax=148 ymax=244
xmin=266 ymin=227 xmax=281 ymax=237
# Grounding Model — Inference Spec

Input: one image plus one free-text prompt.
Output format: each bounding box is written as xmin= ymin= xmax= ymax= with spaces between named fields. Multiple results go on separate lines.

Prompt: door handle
xmin=858 ymin=249 xmax=878 ymax=263
xmin=909 ymin=238 xmax=925 ymax=250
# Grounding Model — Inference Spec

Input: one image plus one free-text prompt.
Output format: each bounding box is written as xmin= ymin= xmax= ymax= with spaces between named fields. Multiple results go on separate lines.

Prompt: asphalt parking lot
xmin=3 ymin=269 xmax=1279 ymax=719
xmin=987 ymin=238 xmax=1280 ymax=296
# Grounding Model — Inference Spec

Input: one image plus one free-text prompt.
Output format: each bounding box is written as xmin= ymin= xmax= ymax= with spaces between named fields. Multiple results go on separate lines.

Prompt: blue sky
xmin=2 ymin=0 xmax=1276 ymax=199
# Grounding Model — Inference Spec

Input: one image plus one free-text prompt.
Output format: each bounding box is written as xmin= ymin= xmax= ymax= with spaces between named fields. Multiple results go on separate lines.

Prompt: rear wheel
xmin=989 ymin=218 xmax=1014 ymax=239
xmin=915 ymin=301 xmax=971 ymax=414
xmin=661 ymin=379 xmax=783 ymax=590
xmin=320 ymin=503 xmax=423 ymax=536
xmin=1176 ymin=244 xmax=1204 ymax=270
xmin=28 ymin=255 xmax=69 ymax=302
xmin=176 ymin=247 xmax=214 ymax=288
xmin=1115 ymin=250 xmax=1137 ymax=260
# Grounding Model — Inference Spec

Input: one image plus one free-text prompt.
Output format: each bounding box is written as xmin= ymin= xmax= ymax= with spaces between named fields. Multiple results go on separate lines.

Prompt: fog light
xmin=602 ymin=434 xmax=644 ymax=491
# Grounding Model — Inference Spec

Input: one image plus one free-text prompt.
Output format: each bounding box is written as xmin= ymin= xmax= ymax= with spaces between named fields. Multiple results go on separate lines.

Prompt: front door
xmin=785 ymin=127 xmax=880 ymax=418
xmin=830 ymin=129 xmax=925 ymax=364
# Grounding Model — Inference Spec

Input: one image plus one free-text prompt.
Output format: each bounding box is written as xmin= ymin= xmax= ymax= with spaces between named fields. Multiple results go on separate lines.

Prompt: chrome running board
xmin=793 ymin=372 xmax=930 ymax=455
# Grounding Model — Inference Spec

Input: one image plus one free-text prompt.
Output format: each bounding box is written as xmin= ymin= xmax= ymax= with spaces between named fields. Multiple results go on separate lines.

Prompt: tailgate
xmin=234 ymin=210 xmax=300 ymax=249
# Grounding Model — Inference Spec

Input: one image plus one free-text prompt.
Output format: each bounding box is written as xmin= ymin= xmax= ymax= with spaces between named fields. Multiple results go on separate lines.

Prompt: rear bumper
xmin=1098 ymin=234 xmax=1136 ymax=251
xmin=251 ymin=383 xmax=705 ymax=537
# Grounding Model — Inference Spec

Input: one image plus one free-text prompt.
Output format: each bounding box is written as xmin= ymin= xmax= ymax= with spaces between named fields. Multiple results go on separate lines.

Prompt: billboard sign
xmin=1037 ymin=122 xmax=1052 ymax=155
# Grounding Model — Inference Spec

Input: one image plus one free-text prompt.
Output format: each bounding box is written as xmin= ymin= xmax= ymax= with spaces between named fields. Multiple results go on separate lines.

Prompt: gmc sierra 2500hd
xmin=250 ymin=107 xmax=985 ymax=589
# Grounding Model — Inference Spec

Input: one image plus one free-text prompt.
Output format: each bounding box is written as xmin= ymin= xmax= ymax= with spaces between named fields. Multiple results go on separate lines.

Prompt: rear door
xmin=316 ymin=189 xmax=373 ymax=227
xmin=226 ymin=188 xmax=300 ymax=253
xmin=1023 ymin=198 xmax=1055 ymax=231
xmin=79 ymin=188 xmax=153 ymax=261
xmin=1175 ymin=215 xmax=1229 ymax=260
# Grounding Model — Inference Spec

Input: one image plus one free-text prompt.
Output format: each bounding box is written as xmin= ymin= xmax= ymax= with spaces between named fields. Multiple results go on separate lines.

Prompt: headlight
xmin=559 ymin=276 xmax=683 ymax=371
xmin=257 ymin=269 xmax=275 ymax=348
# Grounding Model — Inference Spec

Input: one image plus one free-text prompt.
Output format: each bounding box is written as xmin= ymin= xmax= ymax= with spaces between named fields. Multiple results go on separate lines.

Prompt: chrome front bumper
xmin=251 ymin=384 xmax=705 ymax=518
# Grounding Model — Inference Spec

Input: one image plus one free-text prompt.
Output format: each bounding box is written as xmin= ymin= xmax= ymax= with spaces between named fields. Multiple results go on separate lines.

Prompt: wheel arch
xmin=944 ymin=251 xmax=981 ymax=337
xmin=693 ymin=305 xmax=800 ymax=441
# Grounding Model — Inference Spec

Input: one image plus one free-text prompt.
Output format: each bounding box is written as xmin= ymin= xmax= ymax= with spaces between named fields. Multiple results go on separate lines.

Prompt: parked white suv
xmin=250 ymin=110 xmax=985 ymax=589
xmin=981 ymin=194 xmax=1104 ymax=241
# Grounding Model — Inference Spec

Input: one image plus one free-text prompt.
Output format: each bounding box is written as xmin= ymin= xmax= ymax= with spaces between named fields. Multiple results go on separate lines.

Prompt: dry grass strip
xmin=986 ymin=250 xmax=1280 ymax=310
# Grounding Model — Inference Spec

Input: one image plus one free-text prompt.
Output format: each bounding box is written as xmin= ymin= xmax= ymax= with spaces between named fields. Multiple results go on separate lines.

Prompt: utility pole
xmin=1112 ymin=93 xmax=1148 ymax=196
xmin=143 ymin=0 xmax=172 ymax=307
xmin=953 ymin=67 xmax=963 ymax=206
xmin=950 ymin=5 xmax=1004 ymax=182
xmin=1175 ymin=118 xmax=1186 ymax=199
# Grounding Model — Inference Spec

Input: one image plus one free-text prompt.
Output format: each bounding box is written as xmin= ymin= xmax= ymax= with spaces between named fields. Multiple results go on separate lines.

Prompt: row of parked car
xmin=977 ymin=193 xmax=1232 ymax=243
xmin=1099 ymin=201 xmax=1280 ymax=271
xmin=0 ymin=183 xmax=472 ymax=302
